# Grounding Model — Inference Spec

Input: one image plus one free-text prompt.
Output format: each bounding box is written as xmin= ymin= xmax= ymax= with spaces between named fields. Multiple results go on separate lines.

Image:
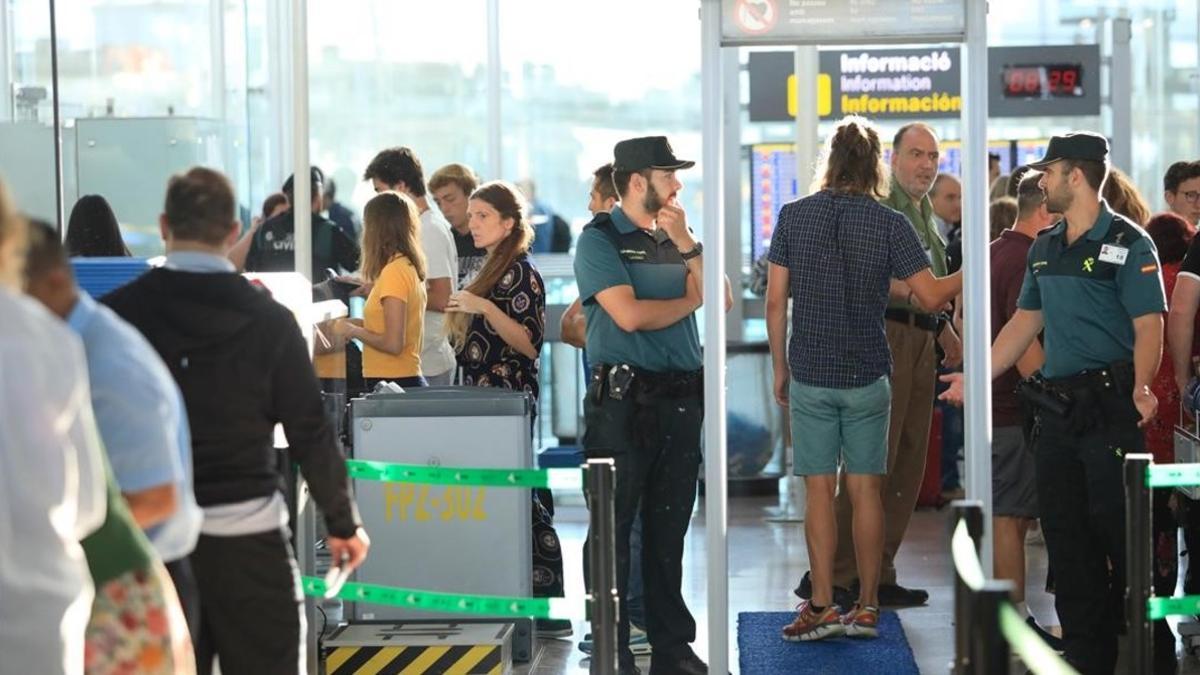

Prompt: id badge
xmin=1099 ymin=244 xmax=1128 ymax=266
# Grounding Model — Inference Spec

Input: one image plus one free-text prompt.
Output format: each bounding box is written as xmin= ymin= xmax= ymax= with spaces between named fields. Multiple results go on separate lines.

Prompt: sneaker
xmin=1025 ymin=616 xmax=1064 ymax=651
xmin=841 ymin=604 xmax=880 ymax=639
xmin=781 ymin=601 xmax=845 ymax=642
xmin=792 ymin=571 xmax=856 ymax=609
xmin=536 ymin=618 xmax=573 ymax=638
xmin=578 ymin=624 xmax=652 ymax=655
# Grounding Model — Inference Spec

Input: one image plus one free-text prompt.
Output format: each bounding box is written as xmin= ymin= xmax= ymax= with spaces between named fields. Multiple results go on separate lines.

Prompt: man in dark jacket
xmin=104 ymin=167 xmax=369 ymax=675
xmin=246 ymin=167 xmax=361 ymax=280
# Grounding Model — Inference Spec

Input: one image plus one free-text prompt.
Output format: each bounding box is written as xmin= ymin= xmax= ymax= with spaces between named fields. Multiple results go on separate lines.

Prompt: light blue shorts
xmin=789 ymin=377 xmax=891 ymax=476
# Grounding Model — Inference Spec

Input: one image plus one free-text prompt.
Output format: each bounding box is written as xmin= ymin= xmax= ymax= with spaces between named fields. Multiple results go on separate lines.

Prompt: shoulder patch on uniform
xmin=1109 ymin=216 xmax=1151 ymax=245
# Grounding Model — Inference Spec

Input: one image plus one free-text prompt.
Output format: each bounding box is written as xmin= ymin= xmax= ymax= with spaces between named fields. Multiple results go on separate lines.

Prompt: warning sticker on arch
xmin=721 ymin=0 xmax=967 ymax=46
xmin=733 ymin=0 xmax=778 ymax=35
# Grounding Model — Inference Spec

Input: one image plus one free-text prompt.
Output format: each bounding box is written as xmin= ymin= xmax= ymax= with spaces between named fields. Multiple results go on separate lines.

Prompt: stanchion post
xmin=949 ymin=500 xmax=984 ymax=675
xmin=586 ymin=459 xmax=618 ymax=675
xmin=1125 ymin=453 xmax=1153 ymax=674
xmin=972 ymin=581 xmax=1013 ymax=675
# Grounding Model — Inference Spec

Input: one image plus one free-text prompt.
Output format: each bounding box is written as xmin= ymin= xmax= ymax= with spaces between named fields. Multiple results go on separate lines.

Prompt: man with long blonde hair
xmin=767 ymin=116 xmax=961 ymax=641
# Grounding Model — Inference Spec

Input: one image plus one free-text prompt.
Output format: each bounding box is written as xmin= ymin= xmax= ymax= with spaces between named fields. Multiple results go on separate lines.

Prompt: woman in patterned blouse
xmin=445 ymin=181 xmax=571 ymax=635
xmin=446 ymin=181 xmax=545 ymax=406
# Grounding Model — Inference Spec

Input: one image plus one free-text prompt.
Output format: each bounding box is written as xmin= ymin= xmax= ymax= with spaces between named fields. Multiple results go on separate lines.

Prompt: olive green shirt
xmin=80 ymin=452 xmax=156 ymax=586
xmin=882 ymin=178 xmax=947 ymax=311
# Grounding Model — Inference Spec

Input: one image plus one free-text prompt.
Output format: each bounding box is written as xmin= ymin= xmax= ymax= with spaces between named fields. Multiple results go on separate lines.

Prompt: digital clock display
xmin=1001 ymin=64 xmax=1085 ymax=99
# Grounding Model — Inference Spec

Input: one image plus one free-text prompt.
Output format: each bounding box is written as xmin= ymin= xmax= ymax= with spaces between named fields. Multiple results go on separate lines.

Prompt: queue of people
xmin=7 ymin=131 xmax=622 ymax=673
xmin=19 ymin=112 xmax=1200 ymax=675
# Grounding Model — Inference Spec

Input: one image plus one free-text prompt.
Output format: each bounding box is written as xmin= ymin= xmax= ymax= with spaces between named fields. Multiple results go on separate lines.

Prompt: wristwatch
xmin=680 ymin=241 xmax=703 ymax=261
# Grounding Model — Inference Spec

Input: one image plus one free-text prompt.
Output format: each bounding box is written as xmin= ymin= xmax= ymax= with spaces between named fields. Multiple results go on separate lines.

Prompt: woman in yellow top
xmin=339 ymin=191 xmax=428 ymax=387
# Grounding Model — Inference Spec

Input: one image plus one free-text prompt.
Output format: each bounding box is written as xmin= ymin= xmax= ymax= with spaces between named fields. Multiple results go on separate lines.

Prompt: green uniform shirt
xmin=1017 ymin=203 xmax=1165 ymax=379
xmin=573 ymin=206 xmax=702 ymax=372
xmin=882 ymin=178 xmax=946 ymax=310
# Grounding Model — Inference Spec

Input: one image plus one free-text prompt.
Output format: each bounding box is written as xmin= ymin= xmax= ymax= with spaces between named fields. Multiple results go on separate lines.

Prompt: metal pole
xmin=48 ymin=0 xmax=64 ymax=234
xmin=209 ymin=0 xmax=226 ymax=123
xmin=485 ymin=0 xmax=501 ymax=180
xmin=971 ymin=581 xmax=1013 ymax=675
xmin=586 ymin=459 xmax=618 ymax=675
xmin=1124 ymin=453 xmax=1153 ymax=674
xmin=296 ymin=477 xmax=318 ymax=674
xmin=721 ymin=47 xmax=742 ymax=343
xmin=1109 ymin=18 xmax=1133 ymax=173
xmin=792 ymin=47 xmax=818 ymax=195
xmin=700 ymin=2 xmax=728 ymax=673
xmin=267 ymin=0 xmax=290 ymax=188
xmin=290 ymin=0 xmax=311 ymax=280
xmin=960 ymin=0 xmax=994 ymax=576
xmin=950 ymin=500 xmax=984 ymax=675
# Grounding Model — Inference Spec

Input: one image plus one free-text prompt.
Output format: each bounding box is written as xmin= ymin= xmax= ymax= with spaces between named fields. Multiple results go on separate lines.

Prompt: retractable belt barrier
xmin=301 ymin=576 xmax=568 ymax=619
xmin=949 ymin=502 xmax=1077 ymax=675
xmin=302 ymin=457 xmax=621 ymax=673
xmin=1126 ymin=458 xmax=1200 ymax=672
xmin=342 ymin=458 xmax=583 ymax=490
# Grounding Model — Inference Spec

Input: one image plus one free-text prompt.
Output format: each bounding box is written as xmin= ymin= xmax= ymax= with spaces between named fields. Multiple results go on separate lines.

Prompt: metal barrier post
xmin=586 ymin=459 xmax=618 ymax=675
xmin=950 ymin=500 xmax=984 ymax=674
xmin=972 ymin=581 xmax=1013 ymax=675
xmin=1125 ymin=453 xmax=1153 ymax=674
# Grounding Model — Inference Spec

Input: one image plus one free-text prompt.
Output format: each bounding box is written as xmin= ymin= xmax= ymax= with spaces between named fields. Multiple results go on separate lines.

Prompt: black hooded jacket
xmin=103 ymin=268 xmax=360 ymax=537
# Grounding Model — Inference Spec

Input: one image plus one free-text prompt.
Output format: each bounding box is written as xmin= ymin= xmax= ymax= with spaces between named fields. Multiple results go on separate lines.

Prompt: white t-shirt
xmin=420 ymin=208 xmax=459 ymax=377
xmin=0 ymin=288 xmax=106 ymax=675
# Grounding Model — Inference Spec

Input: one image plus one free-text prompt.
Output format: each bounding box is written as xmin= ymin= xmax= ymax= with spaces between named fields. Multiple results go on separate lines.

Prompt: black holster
xmin=593 ymin=364 xmax=703 ymax=451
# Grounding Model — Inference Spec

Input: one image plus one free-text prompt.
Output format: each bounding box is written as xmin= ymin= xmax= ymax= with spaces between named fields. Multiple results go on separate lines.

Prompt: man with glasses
xmin=1163 ymin=160 xmax=1200 ymax=231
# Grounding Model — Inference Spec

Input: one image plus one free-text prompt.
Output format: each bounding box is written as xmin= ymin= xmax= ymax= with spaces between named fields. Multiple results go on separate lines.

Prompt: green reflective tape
xmin=1147 ymin=464 xmax=1200 ymax=488
xmin=345 ymin=459 xmax=582 ymax=490
xmin=998 ymin=603 xmax=1077 ymax=674
xmin=951 ymin=520 xmax=985 ymax=591
xmin=1149 ymin=595 xmax=1200 ymax=620
xmin=302 ymin=576 xmax=570 ymax=619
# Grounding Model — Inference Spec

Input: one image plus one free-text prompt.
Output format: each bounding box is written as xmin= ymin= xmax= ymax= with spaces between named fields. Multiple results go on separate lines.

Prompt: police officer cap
xmin=613 ymin=136 xmax=695 ymax=172
xmin=282 ymin=166 xmax=325 ymax=196
xmin=1028 ymin=132 xmax=1109 ymax=169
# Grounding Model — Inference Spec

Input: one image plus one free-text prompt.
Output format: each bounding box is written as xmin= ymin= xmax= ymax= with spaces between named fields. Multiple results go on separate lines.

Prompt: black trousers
xmin=582 ymin=376 xmax=703 ymax=668
xmin=165 ymin=556 xmax=201 ymax=644
xmin=1034 ymin=383 xmax=1142 ymax=675
xmin=192 ymin=529 xmax=305 ymax=675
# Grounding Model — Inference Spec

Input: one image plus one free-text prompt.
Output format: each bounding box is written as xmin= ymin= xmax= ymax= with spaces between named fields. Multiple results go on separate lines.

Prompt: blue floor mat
xmin=737 ymin=611 xmax=919 ymax=674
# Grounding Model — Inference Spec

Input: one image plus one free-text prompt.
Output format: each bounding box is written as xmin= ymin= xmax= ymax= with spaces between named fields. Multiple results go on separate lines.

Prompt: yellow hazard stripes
xmin=324 ymin=644 xmax=503 ymax=675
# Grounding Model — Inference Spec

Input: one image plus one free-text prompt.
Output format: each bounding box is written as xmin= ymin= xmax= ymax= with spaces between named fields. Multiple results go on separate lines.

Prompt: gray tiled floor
xmin=514 ymin=490 xmax=1200 ymax=674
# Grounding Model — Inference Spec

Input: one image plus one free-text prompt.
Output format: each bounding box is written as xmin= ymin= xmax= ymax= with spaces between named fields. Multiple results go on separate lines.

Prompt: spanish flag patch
xmin=1142 ymin=263 xmax=1158 ymax=274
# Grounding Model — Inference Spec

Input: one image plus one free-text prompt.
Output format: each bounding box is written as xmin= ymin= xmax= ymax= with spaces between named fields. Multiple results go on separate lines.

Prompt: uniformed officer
xmin=574 ymin=136 xmax=719 ymax=675
xmin=944 ymin=132 xmax=1165 ymax=674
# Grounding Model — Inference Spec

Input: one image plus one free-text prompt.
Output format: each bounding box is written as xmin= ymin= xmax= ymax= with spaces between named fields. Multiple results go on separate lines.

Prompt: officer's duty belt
xmin=1046 ymin=361 xmax=1134 ymax=396
xmin=592 ymin=363 xmax=703 ymax=398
